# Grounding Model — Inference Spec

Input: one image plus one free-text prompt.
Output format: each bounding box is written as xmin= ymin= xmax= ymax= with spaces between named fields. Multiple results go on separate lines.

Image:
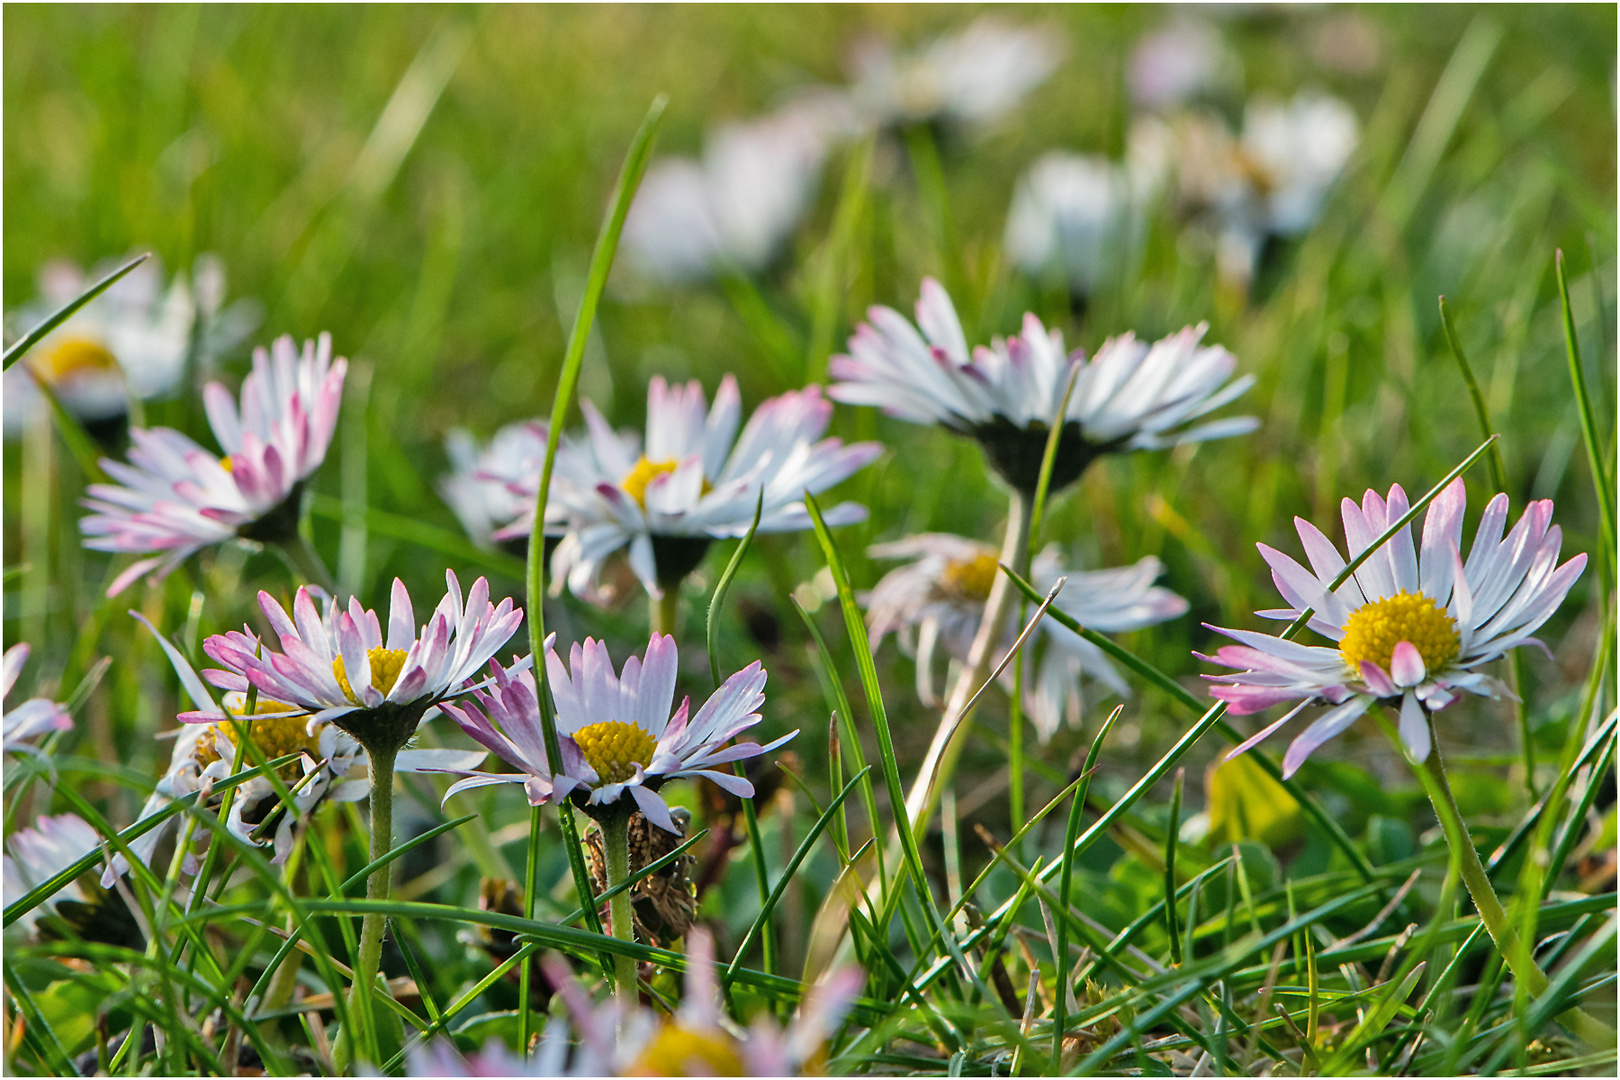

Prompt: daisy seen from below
xmin=830 ymin=277 xmax=1256 ymax=496
xmin=78 ymin=333 xmax=346 ymax=596
xmin=1203 ymin=479 xmax=1588 ymax=777
xmin=502 ymin=374 xmax=880 ymax=627
xmin=2 ymin=254 xmax=255 ymax=438
xmin=2 ymin=813 xmax=102 ymax=936
xmin=2 ymin=644 xmax=73 ymax=756
xmin=440 ymin=632 xmax=793 ymax=1000
xmin=864 ymin=534 xmax=1189 ymax=741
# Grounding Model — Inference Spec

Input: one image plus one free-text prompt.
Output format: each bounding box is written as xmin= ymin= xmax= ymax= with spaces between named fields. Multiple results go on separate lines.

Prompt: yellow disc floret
xmin=631 ymin=1024 xmax=745 ymax=1077
xmin=621 ymin=456 xmax=713 ymax=510
xmin=33 ymin=336 xmax=120 ymax=383
xmin=195 ymin=697 xmax=312 ymax=769
xmin=942 ymin=552 xmax=1000 ymax=602
xmin=1339 ymin=590 xmax=1459 ymax=676
xmin=572 ymin=720 xmax=659 ymax=785
xmin=332 ymin=647 xmax=411 ymax=705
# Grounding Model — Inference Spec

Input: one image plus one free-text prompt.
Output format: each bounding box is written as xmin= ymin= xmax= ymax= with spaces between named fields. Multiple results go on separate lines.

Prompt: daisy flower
xmin=1203 ymin=481 xmax=1588 ymax=776
xmin=78 ymin=333 xmax=347 ymax=596
xmin=864 ymin=535 xmax=1188 ymax=740
xmin=830 ymin=279 xmax=1256 ymax=494
xmin=190 ymin=571 xmax=522 ymax=757
xmin=440 ymin=633 xmax=793 ymax=833
xmin=1004 ymin=153 xmax=1145 ymax=301
xmin=622 ymin=95 xmax=853 ymax=285
xmin=438 ymin=419 xmax=564 ymax=550
xmin=847 ymin=16 xmax=1061 ymax=132
xmin=503 ymin=376 xmax=880 ymax=602
xmin=2 ymin=255 xmax=256 ymax=438
xmin=110 ymin=610 xmax=488 ymax=880
xmin=2 ymin=644 xmax=73 ymax=755
xmin=3 ymin=813 xmax=103 ymax=935
xmin=512 ymin=929 xmax=862 ymax=1076
xmin=1127 ymin=19 xmax=1240 ymax=110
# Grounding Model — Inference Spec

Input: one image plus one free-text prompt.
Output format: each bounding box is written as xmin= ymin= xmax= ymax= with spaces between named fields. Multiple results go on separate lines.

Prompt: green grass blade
xmin=3 ymin=252 xmax=150 ymax=370
xmin=707 ymin=490 xmax=763 ymax=689
xmin=339 ymin=814 xmax=476 ymax=894
xmin=1556 ymin=249 xmax=1617 ymax=584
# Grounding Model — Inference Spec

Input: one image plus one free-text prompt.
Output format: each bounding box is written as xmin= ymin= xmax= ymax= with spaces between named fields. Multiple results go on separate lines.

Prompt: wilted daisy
xmin=3 ymin=644 xmax=73 ymax=755
xmin=441 ymin=633 xmax=792 ymax=833
xmin=439 ymin=419 xmax=564 ymax=550
xmin=191 ymin=572 xmax=521 ymax=759
xmin=865 ymin=534 xmax=1189 ymax=740
xmin=3 ymin=813 xmax=102 ymax=935
xmin=79 ymin=333 xmax=347 ymax=596
xmin=2 ymin=255 xmax=255 ymax=437
xmin=1004 ymin=153 xmax=1145 ymax=301
xmin=830 ymin=279 xmax=1256 ymax=494
xmin=622 ymin=96 xmax=852 ymax=285
xmin=520 ymin=929 xmax=862 ymax=1076
xmin=847 ymin=16 xmax=1061 ymax=132
xmin=1203 ymin=481 xmax=1588 ymax=776
xmin=506 ymin=376 xmax=880 ymax=602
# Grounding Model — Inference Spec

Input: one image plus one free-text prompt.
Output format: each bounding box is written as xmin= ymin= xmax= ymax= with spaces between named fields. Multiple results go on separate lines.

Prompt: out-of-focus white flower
xmin=623 ymin=95 xmax=853 ymax=284
xmin=848 ymin=16 xmax=1062 ymax=131
xmin=3 ymin=255 xmax=256 ymax=436
xmin=3 ymin=813 xmax=103 ymax=934
xmin=504 ymin=376 xmax=879 ymax=602
xmin=864 ymin=534 xmax=1188 ymax=739
xmin=79 ymin=333 xmax=347 ymax=596
xmin=2 ymin=644 xmax=73 ymax=756
xmin=439 ymin=419 xmax=565 ymax=548
xmin=1204 ymin=482 xmax=1587 ymax=777
xmin=1004 ymin=153 xmax=1144 ymax=298
xmin=1128 ymin=19 xmax=1240 ymax=110
xmin=831 ymin=279 xmax=1255 ymax=493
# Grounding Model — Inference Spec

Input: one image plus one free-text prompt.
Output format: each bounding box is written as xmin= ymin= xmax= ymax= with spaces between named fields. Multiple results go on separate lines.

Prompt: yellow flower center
xmin=195 ymin=697 xmax=311 ymax=768
xmin=32 ymin=335 xmax=119 ymax=383
xmin=942 ymin=552 xmax=1000 ymax=601
xmin=1338 ymin=590 xmax=1459 ymax=676
xmin=621 ymin=456 xmax=712 ymax=510
xmin=572 ymin=720 xmax=658 ymax=785
xmin=631 ymin=1024 xmax=745 ymax=1077
xmin=332 ymin=647 xmax=410 ymax=705
xmin=220 ymin=455 xmax=235 ymax=473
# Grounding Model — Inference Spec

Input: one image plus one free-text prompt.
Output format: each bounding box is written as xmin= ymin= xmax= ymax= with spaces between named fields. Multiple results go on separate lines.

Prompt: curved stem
xmin=273 ymin=533 xmax=337 ymax=597
xmin=601 ymin=810 xmax=639 ymax=1005
xmin=650 ymin=587 xmax=680 ymax=639
xmin=350 ymin=744 xmax=396 ymax=1064
xmin=903 ymin=486 xmax=1034 ymax=839
xmin=1412 ymin=718 xmax=1614 ymax=1047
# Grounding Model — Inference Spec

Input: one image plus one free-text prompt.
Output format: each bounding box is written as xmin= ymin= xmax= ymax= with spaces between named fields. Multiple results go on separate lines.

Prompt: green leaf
xmin=2 ymin=253 xmax=150 ymax=371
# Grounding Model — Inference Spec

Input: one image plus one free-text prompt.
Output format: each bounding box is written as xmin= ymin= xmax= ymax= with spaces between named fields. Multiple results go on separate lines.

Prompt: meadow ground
xmin=2 ymin=5 xmax=1616 ymax=1076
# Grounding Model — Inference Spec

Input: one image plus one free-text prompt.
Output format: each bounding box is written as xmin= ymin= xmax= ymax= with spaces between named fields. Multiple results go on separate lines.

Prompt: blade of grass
xmin=3 ymin=253 xmax=150 ymax=370
xmin=1556 ymin=249 xmax=1617 ymax=585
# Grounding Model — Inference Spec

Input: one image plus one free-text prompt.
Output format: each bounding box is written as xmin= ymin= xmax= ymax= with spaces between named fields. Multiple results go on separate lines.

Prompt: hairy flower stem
xmin=903 ymin=486 xmax=1034 ymax=839
xmin=602 ymin=809 xmax=639 ymax=1006
xmin=1412 ymin=718 xmax=1615 ymax=1047
xmin=272 ymin=532 xmax=337 ymax=596
xmin=350 ymin=744 xmax=397 ymax=1063
xmin=650 ymin=588 xmax=680 ymax=638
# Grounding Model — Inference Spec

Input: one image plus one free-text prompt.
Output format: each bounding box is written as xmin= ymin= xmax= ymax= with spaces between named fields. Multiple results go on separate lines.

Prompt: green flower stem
xmin=1408 ymin=715 xmax=1615 ymax=1047
xmin=651 ymin=587 xmax=680 ymax=638
xmin=351 ymin=743 xmax=397 ymax=1063
xmin=902 ymin=485 xmax=1034 ymax=838
xmin=601 ymin=809 xmax=639 ymax=1003
xmin=273 ymin=532 xmax=337 ymax=596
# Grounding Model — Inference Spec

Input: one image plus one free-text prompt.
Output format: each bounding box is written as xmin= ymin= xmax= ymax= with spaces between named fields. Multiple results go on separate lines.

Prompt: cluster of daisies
xmin=2 ymin=15 xmax=1593 ymax=1079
